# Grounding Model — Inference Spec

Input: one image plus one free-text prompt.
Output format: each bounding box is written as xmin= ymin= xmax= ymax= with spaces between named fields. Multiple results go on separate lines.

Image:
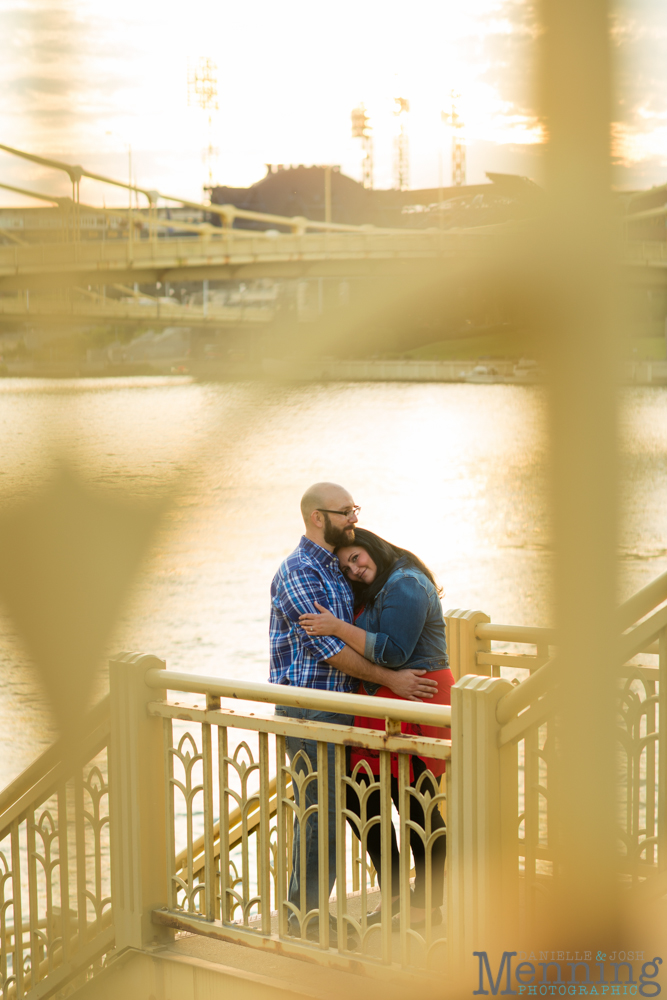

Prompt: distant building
xmin=209 ymin=164 xmax=545 ymax=231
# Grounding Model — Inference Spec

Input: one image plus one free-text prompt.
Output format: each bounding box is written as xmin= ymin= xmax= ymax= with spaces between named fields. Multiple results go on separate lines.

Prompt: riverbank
xmin=262 ymin=357 xmax=667 ymax=385
xmin=2 ymin=356 xmax=666 ymax=384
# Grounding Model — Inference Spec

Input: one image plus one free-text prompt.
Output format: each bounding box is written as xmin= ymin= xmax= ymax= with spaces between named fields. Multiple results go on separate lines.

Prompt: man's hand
xmin=384 ymin=669 xmax=439 ymax=703
xmin=325 ymin=647 xmax=440 ymax=702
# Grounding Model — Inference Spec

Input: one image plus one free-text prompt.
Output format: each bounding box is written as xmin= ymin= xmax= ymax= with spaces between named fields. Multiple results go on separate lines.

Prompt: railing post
xmin=447 ymin=674 xmax=518 ymax=972
xmin=109 ymin=651 xmax=174 ymax=951
xmin=444 ymin=609 xmax=491 ymax=681
xmin=659 ymin=626 xmax=667 ymax=873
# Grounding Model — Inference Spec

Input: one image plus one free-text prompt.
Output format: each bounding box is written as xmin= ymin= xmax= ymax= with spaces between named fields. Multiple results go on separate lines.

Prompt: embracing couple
xmin=269 ymin=482 xmax=453 ymax=947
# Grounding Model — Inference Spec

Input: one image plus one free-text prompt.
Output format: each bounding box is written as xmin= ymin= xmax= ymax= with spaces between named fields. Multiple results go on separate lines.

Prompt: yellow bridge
xmin=0 ymin=228 xmax=481 ymax=290
xmin=1 ymin=142 xmax=665 ymax=329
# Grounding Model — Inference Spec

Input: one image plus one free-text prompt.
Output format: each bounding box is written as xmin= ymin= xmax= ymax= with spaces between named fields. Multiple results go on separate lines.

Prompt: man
xmin=270 ymin=482 xmax=437 ymax=946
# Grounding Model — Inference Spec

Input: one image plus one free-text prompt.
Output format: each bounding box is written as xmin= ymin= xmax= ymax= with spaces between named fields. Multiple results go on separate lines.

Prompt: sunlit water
xmin=0 ymin=377 xmax=665 ymax=789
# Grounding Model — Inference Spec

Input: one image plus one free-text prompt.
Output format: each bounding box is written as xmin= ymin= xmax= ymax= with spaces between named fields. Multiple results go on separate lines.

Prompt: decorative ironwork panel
xmin=0 ymin=745 xmax=112 ymax=998
xmin=617 ymin=667 xmax=661 ymax=880
xmin=159 ymin=701 xmax=450 ymax=974
xmin=517 ymin=718 xmax=553 ymax=931
xmin=168 ymin=728 xmax=206 ymax=912
xmin=512 ymin=659 xmax=664 ymax=931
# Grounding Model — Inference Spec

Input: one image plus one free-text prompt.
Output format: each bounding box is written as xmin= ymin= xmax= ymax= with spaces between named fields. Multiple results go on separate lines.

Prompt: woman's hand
xmin=299 ymin=601 xmax=342 ymax=638
xmin=385 ymin=669 xmax=439 ymax=702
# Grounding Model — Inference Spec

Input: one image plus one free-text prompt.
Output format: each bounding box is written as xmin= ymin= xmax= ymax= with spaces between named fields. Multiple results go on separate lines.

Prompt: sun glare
xmin=0 ymin=0 xmax=664 ymax=201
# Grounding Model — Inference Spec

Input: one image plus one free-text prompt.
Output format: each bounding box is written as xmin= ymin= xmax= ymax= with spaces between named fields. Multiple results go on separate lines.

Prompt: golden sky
xmin=0 ymin=0 xmax=665 ymax=207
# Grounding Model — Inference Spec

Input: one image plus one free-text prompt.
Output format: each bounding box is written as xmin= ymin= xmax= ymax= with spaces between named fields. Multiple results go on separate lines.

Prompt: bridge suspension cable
xmin=0 ymin=142 xmax=421 ymax=236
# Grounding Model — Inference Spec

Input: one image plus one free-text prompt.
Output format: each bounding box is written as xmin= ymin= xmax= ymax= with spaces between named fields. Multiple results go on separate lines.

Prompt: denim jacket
xmin=356 ymin=558 xmax=448 ymax=693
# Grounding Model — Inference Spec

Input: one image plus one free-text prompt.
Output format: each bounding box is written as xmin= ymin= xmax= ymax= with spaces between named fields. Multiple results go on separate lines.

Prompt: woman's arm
xmin=365 ymin=577 xmax=430 ymax=667
xmin=299 ymin=602 xmax=367 ymax=657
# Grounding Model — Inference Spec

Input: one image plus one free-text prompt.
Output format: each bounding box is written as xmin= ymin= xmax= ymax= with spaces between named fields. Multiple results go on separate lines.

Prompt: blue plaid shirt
xmin=269 ymin=535 xmax=356 ymax=691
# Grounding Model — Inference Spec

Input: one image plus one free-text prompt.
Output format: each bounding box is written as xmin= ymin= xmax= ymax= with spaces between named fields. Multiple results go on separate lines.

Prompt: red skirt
xmin=350 ymin=668 xmax=454 ymax=779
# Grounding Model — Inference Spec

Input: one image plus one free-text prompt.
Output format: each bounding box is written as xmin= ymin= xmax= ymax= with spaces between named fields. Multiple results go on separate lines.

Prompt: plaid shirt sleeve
xmin=273 ymin=566 xmax=346 ymax=661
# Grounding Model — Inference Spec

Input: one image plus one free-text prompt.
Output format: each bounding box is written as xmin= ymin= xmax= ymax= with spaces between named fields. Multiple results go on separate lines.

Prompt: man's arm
xmin=274 ymin=566 xmax=437 ymax=700
xmin=326 ymin=646 xmax=438 ymax=703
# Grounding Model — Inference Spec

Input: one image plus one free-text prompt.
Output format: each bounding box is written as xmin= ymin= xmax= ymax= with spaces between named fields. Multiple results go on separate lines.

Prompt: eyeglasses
xmin=317 ymin=506 xmax=361 ymax=519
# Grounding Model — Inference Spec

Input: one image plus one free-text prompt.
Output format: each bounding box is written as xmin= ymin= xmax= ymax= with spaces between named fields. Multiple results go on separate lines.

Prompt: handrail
xmin=0 ymin=141 xmax=423 ymax=236
xmin=625 ymin=205 xmax=667 ymax=223
xmin=0 ymin=695 xmax=110 ymax=817
xmin=0 ymin=231 xmax=448 ymax=281
xmin=490 ymin=571 xmax=667 ymax=728
xmin=202 ymin=202 xmax=391 ymax=234
xmin=619 ymin=601 xmax=667 ymax=663
xmin=496 ymin=656 xmax=558 ymax=726
xmin=0 ymin=714 xmax=111 ymax=841
xmin=496 ymin=599 xmax=667 ymax=728
xmin=4 ymin=910 xmax=114 ymax=1000
xmin=0 ymin=696 xmax=114 ymax=999
xmin=617 ymin=569 xmax=667 ymax=631
xmin=3 ymin=909 xmax=78 ymax=946
xmin=478 ymin=570 xmax=667 ymax=650
xmin=475 ymin=623 xmax=557 ymax=644
xmin=146 ymin=668 xmax=451 ymax=727
xmin=0 ymin=180 xmax=61 ymax=205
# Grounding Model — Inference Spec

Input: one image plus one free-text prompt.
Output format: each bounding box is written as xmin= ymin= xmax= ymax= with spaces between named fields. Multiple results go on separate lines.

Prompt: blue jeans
xmin=275 ymin=705 xmax=354 ymax=932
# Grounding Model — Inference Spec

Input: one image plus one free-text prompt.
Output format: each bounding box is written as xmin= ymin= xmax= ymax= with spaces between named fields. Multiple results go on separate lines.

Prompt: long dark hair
xmin=336 ymin=527 xmax=443 ymax=611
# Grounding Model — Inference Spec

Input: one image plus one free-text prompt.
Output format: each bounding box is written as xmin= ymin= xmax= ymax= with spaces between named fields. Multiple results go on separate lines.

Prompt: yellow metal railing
xmin=0 ymin=698 xmax=113 ymax=999
xmin=120 ymin=662 xmax=451 ymax=978
xmin=2 ymin=577 xmax=665 ymax=992
xmin=444 ymin=572 xmax=667 ymax=957
xmin=0 ymin=229 xmax=454 ymax=280
xmin=0 ymin=140 xmax=426 ymax=236
xmin=173 ymin=772 xmax=293 ymax=886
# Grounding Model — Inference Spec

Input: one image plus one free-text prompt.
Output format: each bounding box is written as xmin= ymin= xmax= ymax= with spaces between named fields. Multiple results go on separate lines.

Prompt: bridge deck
xmin=0 ymin=230 xmax=495 ymax=289
xmin=0 ymin=233 xmax=663 ymax=292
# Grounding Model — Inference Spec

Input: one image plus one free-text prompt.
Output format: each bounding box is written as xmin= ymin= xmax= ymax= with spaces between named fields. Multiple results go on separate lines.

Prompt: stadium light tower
xmin=351 ymin=105 xmax=373 ymax=189
xmin=187 ymin=56 xmax=219 ymax=193
xmin=393 ymin=97 xmax=410 ymax=191
xmin=442 ymin=90 xmax=466 ymax=186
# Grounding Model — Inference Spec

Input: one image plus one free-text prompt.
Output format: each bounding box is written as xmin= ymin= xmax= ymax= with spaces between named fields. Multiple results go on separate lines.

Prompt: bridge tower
xmin=393 ymin=97 xmax=410 ymax=191
xmin=351 ymin=105 xmax=373 ymax=189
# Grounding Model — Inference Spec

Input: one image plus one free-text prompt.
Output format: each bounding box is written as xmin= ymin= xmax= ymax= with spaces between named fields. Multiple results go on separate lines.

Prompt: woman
xmin=299 ymin=527 xmax=452 ymax=930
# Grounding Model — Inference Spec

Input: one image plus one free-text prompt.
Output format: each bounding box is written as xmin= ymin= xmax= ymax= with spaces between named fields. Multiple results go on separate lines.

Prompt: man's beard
xmin=323 ymin=514 xmax=355 ymax=549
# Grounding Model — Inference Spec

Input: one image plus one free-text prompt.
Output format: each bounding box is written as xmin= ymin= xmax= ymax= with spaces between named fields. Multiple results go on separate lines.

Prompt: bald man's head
xmin=300 ymin=482 xmax=351 ymax=525
xmin=299 ymin=483 xmax=358 ymax=549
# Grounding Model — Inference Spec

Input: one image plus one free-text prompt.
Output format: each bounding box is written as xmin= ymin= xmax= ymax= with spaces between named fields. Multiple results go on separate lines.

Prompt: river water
xmin=0 ymin=377 xmax=665 ymax=789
